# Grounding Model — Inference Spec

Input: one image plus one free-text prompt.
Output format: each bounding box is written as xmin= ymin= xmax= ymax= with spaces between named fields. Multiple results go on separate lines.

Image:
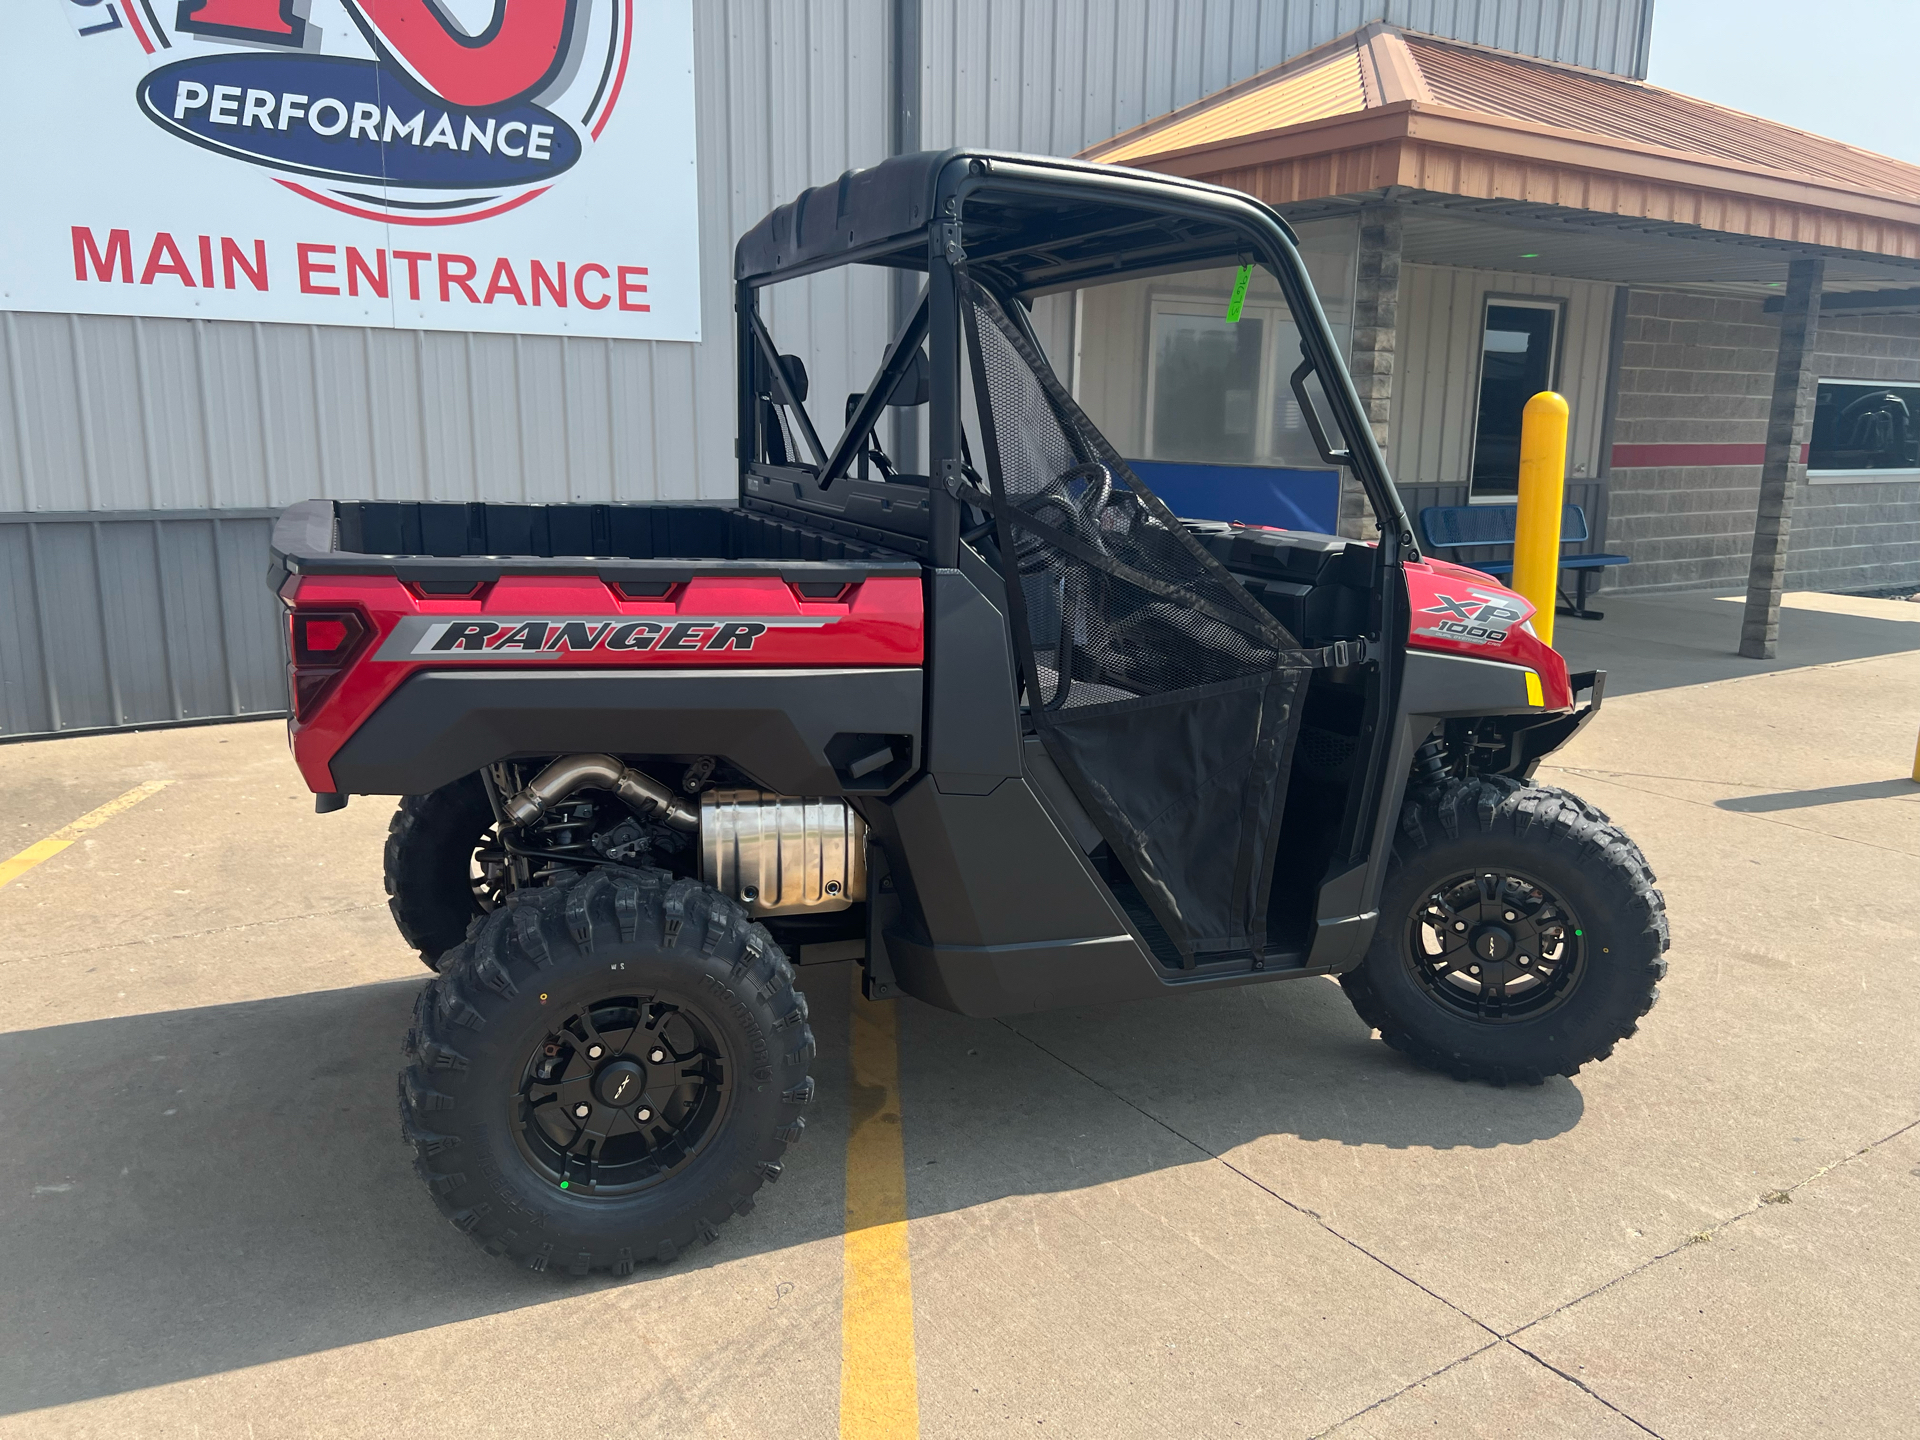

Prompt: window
xmin=1808 ymin=379 xmax=1920 ymax=478
xmin=1062 ymin=218 xmax=1355 ymax=467
xmin=1469 ymin=299 xmax=1561 ymax=500
xmin=1147 ymin=302 xmax=1268 ymax=463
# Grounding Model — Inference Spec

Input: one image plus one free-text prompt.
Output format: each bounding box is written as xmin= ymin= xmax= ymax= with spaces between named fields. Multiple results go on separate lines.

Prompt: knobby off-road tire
xmin=1341 ymin=776 xmax=1669 ymax=1086
xmin=385 ymin=775 xmax=497 ymax=971
xmin=400 ymin=870 xmax=815 ymax=1274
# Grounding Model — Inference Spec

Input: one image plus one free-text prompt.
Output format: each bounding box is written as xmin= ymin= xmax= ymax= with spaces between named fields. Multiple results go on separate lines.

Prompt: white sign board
xmin=3 ymin=0 xmax=701 ymax=341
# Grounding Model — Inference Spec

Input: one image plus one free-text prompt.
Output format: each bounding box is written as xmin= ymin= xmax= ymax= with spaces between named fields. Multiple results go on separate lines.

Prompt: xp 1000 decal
xmin=13 ymin=1 xmax=699 ymax=339
xmin=1413 ymin=589 xmax=1530 ymax=647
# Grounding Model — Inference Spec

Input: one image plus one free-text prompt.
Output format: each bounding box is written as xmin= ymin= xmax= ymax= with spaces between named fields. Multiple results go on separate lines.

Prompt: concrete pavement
xmin=1 ymin=591 xmax=1915 ymax=1438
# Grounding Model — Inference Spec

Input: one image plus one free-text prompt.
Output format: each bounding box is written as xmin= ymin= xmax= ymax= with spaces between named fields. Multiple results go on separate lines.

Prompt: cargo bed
xmin=269 ymin=499 xmax=920 ymax=591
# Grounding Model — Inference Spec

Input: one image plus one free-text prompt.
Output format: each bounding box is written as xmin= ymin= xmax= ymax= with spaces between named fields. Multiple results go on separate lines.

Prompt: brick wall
xmin=1606 ymin=290 xmax=1780 ymax=592
xmin=1605 ymin=289 xmax=1920 ymax=594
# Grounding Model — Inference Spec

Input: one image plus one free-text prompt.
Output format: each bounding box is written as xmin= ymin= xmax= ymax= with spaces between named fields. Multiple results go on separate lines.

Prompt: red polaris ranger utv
xmin=271 ymin=150 xmax=1667 ymax=1275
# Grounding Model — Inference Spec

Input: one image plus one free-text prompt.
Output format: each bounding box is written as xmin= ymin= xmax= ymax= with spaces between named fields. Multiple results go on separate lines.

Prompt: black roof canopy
xmin=733 ymin=148 xmax=1300 ymax=294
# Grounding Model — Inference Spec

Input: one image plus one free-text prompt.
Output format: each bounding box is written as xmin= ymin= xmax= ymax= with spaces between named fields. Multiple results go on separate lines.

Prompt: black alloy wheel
xmin=1340 ymin=776 xmax=1669 ymax=1085
xmin=514 ymin=993 xmax=734 ymax=1197
xmin=401 ymin=871 xmax=815 ymax=1274
xmin=1406 ymin=868 xmax=1584 ymax=1023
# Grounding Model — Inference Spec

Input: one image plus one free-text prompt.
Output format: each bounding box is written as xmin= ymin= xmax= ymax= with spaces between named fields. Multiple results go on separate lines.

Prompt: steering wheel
xmin=1012 ymin=461 xmax=1119 ymax=575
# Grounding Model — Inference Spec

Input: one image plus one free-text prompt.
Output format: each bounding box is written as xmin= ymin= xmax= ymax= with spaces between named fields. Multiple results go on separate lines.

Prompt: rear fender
xmin=325 ymin=667 xmax=924 ymax=797
xmin=284 ymin=570 xmax=923 ymax=793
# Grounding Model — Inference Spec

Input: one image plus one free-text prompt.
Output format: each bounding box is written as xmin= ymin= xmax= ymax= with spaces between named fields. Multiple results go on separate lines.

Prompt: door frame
xmin=1466 ymin=293 xmax=1568 ymax=503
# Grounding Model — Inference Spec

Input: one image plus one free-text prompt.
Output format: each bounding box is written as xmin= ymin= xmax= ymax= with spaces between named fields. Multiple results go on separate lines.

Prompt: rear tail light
xmin=288 ymin=609 xmax=371 ymax=721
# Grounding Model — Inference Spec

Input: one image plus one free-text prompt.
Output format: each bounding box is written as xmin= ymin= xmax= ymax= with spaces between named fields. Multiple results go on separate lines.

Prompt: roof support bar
xmin=819 ymin=290 xmax=930 ymax=489
xmin=749 ymin=310 xmax=828 ymax=470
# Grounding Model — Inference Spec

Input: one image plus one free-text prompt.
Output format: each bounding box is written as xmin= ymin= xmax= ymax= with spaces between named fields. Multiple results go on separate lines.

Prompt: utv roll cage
xmin=733 ymin=150 xmax=1420 ymax=974
xmin=731 ymin=148 xmax=1416 ymax=567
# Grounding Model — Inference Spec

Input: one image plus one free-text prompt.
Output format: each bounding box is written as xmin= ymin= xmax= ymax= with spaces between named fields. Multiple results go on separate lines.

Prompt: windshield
xmin=1018 ymin=217 xmax=1362 ymax=534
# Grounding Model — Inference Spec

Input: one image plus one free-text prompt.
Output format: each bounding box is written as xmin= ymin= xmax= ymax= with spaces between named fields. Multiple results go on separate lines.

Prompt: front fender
xmin=1306 ymin=649 xmax=1598 ymax=974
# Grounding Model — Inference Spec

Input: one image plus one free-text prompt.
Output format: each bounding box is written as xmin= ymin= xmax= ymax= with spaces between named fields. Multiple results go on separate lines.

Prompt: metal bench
xmin=1418 ymin=503 xmax=1629 ymax=620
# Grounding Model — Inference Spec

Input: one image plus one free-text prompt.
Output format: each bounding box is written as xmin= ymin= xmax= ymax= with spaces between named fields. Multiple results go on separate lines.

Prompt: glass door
xmin=1469 ymin=299 xmax=1561 ymax=499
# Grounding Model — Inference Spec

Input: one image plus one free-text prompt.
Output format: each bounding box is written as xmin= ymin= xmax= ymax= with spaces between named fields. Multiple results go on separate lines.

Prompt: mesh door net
xmin=962 ymin=279 xmax=1348 ymax=964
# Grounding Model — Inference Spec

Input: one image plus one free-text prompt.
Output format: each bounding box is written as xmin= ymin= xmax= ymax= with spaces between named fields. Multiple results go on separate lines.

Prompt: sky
xmin=1646 ymin=0 xmax=1920 ymax=165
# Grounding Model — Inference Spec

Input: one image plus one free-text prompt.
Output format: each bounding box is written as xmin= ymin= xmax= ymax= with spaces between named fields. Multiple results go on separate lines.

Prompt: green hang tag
xmin=1225 ymin=264 xmax=1252 ymax=322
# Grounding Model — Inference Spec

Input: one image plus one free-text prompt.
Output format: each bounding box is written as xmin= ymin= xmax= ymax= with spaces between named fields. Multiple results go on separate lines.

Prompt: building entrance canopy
xmin=1081 ymin=22 xmax=1920 ymax=626
xmin=1086 ymin=20 xmax=1920 ymax=285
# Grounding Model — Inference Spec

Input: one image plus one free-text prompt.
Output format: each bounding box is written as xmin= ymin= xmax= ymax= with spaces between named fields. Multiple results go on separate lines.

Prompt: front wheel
xmin=1340 ymin=778 xmax=1669 ymax=1085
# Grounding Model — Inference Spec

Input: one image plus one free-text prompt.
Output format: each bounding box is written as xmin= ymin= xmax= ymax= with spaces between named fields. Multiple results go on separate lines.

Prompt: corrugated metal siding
xmin=920 ymin=0 xmax=1652 ymax=156
xmin=0 ymin=1 xmax=891 ymax=518
xmin=0 ymin=0 xmax=1649 ymax=738
xmin=1390 ymin=264 xmax=1616 ymax=493
xmin=0 ymin=512 xmax=284 ymax=736
xmin=0 ymin=0 xmax=893 ymax=738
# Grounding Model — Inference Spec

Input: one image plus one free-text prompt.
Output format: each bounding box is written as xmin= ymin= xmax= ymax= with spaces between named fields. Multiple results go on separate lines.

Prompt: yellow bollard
xmin=1512 ymin=391 xmax=1571 ymax=649
xmin=1912 ymin=726 xmax=1920 ymax=784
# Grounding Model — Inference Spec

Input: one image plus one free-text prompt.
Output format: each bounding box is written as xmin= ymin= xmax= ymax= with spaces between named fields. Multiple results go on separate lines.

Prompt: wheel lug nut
xmin=1454 ymin=922 xmax=1466 ymax=932
xmin=586 ymin=1045 xmax=604 ymax=1060
xmin=1504 ymin=911 xmax=1517 ymax=921
xmin=649 ymin=1048 xmax=666 ymax=1063
xmin=636 ymin=1107 xmax=653 ymax=1122
xmin=1469 ymin=965 xmax=1481 ymax=975
xmin=573 ymin=1104 xmax=591 ymax=1119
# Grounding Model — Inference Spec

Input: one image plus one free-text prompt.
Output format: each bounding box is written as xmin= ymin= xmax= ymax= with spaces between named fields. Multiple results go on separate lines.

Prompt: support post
xmin=1513 ymin=391 xmax=1571 ymax=649
xmin=1739 ymin=256 xmax=1824 ymax=659
xmin=925 ymin=243 xmax=960 ymax=570
xmin=1343 ymin=204 xmax=1401 ymax=539
xmin=888 ymin=0 xmax=923 ymax=474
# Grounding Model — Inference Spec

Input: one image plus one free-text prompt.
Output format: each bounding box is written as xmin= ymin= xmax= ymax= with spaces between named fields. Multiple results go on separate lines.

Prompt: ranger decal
xmin=375 ymin=614 xmax=839 ymax=661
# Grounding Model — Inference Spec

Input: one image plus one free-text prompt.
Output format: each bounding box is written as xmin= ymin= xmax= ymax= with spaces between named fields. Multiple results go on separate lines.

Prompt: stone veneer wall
xmin=1605 ymin=290 xmax=1920 ymax=594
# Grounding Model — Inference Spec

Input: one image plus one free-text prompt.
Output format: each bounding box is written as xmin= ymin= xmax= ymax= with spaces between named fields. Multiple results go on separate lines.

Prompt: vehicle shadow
xmin=0 ymin=964 xmax=1579 ymax=1415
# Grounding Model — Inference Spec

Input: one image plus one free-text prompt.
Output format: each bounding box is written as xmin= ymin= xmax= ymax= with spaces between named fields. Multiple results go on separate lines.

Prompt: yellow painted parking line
xmin=840 ymin=966 xmax=918 ymax=1439
xmin=0 ymin=780 xmax=172 ymax=890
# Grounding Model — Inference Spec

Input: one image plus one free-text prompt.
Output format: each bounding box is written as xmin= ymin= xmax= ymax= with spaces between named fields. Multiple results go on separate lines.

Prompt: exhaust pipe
xmin=503 ymin=754 xmax=699 ymax=832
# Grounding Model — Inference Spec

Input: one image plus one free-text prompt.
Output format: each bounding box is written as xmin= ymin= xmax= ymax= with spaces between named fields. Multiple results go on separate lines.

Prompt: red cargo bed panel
xmin=286 ymin=572 xmax=923 ymax=792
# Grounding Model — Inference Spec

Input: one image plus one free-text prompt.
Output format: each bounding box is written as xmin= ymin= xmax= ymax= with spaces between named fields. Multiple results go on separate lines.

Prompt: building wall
xmin=0 ymin=2 xmax=891 ymax=519
xmin=920 ymin=0 xmax=1653 ymax=158
xmin=0 ymin=0 xmax=895 ymax=737
xmin=0 ymin=0 xmax=1660 ymax=738
xmin=1605 ymin=290 xmax=1920 ymax=594
xmin=1387 ymin=263 xmax=1617 ymax=558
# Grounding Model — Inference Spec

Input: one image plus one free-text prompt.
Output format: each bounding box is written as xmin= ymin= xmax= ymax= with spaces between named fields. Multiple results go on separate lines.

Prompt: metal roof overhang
xmin=1293 ymin=193 xmax=1920 ymax=304
xmin=1107 ymin=101 xmax=1920 ymax=303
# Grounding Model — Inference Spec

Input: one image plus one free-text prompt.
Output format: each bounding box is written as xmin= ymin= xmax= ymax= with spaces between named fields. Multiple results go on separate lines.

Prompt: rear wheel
xmin=1340 ymin=777 xmax=1668 ymax=1085
xmin=400 ymin=871 xmax=814 ymax=1274
xmin=385 ymin=776 xmax=504 ymax=971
